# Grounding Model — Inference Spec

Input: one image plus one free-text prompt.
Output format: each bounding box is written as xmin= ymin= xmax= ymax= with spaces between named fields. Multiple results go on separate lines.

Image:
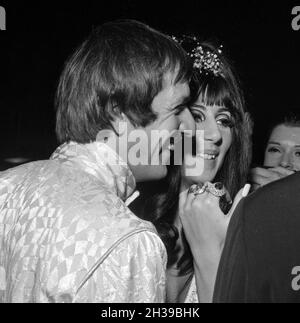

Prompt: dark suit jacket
xmin=213 ymin=172 xmax=300 ymax=303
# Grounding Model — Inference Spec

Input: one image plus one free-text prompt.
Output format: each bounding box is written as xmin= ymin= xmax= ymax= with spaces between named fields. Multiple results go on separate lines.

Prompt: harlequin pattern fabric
xmin=185 ymin=275 xmax=198 ymax=303
xmin=0 ymin=141 xmax=167 ymax=303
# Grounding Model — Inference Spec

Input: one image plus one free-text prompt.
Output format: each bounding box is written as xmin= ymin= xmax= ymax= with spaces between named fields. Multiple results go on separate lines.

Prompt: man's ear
xmin=110 ymin=104 xmax=124 ymax=119
xmin=96 ymin=129 xmax=115 ymax=143
xmin=108 ymin=100 xmax=128 ymax=121
xmin=117 ymin=111 xmax=126 ymax=121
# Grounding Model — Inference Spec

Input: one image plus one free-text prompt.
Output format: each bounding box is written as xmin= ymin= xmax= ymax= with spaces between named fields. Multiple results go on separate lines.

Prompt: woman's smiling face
xmin=182 ymin=99 xmax=234 ymax=187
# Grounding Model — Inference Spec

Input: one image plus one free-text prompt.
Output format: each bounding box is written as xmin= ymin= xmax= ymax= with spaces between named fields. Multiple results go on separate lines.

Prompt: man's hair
xmin=55 ymin=19 xmax=191 ymax=143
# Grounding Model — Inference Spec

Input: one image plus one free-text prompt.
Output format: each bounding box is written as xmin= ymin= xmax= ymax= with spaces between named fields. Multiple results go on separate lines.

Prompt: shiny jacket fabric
xmin=0 ymin=142 xmax=167 ymax=302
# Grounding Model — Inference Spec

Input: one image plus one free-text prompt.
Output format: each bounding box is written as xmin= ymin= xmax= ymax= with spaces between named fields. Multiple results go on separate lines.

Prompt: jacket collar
xmin=50 ymin=141 xmax=136 ymax=201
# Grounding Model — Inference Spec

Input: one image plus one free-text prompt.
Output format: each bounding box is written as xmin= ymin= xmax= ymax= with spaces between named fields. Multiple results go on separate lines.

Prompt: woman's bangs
xmin=197 ymin=77 xmax=237 ymax=114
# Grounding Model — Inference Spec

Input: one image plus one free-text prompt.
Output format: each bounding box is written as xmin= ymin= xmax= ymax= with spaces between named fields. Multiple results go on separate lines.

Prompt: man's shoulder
xmin=0 ymin=160 xmax=46 ymax=176
xmin=71 ymin=190 xmax=157 ymax=237
xmin=0 ymin=159 xmax=155 ymax=233
xmin=245 ymin=172 xmax=300 ymax=217
xmin=215 ymin=173 xmax=300 ymax=303
xmin=252 ymin=171 xmax=300 ymax=197
xmin=0 ymin=160 xmax=51 ymax=192
xmin=236 ymin=172 xmax=300 ymax=249
xmin=228 ymin=172 xmax=300 ymax=248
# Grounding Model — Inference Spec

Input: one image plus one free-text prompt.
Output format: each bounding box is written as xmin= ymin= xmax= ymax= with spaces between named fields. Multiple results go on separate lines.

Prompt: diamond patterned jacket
xmin=0 ymin=141 xmax=167 ymax=302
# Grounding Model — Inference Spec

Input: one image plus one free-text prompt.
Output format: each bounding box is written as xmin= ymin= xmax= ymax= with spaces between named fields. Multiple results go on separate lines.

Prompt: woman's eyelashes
xmin=191 ymin=110 xmax=205 ymax=123
xmin=267 ymin=147 xmax=300 ymax=158
xmin=191 ymin=109 xmax=234 ymax=128
xmin=216 ymin=115 xmax=235 ymax=128
xmin=267 ymin=146 xmax=281 ymax=154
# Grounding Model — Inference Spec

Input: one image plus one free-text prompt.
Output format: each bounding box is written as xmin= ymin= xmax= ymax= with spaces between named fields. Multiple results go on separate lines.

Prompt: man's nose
xmin=204 ymin=119 xmax=222 ymax=144
xmin=178 ymin=108 xmax=196 ymax=136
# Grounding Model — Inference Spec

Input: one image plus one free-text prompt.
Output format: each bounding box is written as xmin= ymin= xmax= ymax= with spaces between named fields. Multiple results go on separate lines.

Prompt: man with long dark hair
xmin=0 ymin=20 xmax=195 ymax=302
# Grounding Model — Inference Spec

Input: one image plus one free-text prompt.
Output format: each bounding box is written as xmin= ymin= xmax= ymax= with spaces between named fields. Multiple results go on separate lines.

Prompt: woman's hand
xmin=250 ymin=166 xmax=294 ymax=191
xmin=179 ymin=183 xmax=248 ymax=254
xmin=178 ymin=183 xmax=250 ymax=303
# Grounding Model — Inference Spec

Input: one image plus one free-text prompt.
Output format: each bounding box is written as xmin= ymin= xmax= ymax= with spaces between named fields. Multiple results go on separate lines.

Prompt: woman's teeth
xmin=197 ymin=153 xmax=217 ymax=160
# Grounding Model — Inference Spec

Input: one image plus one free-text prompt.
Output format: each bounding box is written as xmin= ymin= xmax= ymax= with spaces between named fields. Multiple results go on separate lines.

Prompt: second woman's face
xmin=182 ymin=100 xmax=233 ymax=186
xmin=264 ymin=124 xmax=300 ymax=171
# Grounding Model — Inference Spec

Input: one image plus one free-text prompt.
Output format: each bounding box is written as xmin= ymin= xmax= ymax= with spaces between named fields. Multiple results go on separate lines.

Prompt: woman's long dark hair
xmin=142 ymin=40 xmax=253 ymax=269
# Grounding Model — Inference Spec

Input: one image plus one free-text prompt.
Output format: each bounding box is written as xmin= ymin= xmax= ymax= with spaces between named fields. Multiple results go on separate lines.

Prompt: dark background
xmin=1 ymin=0 xmax=300 ymax=170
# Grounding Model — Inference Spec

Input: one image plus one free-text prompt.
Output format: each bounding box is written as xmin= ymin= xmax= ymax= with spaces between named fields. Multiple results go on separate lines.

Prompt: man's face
xmin=127 ymin=71 xmax=193 ymax=182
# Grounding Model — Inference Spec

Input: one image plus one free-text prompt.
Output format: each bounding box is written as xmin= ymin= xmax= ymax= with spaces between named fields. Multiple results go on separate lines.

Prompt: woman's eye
xmin=295 ymin=151 xmax=300 ymax=158
xmin=192 ymin=112 xmax=205 ymax=123
xmin=217 ymin=116 xmax=234 ymax=128
xmin=267 ymin=147 xmax=281 ymax=153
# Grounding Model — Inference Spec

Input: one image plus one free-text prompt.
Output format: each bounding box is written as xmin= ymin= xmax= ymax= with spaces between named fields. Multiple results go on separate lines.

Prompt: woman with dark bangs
xmin=142 ymin=39 xmax=253 ymax=302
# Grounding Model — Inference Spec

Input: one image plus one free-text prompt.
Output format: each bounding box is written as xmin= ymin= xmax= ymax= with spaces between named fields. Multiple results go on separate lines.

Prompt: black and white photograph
xmin=1 ymin=0 xmax=300 ymax=306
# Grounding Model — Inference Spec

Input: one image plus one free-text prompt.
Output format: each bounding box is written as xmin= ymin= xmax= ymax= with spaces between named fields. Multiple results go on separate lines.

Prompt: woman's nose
xmin=280 ymin=153 xmax=293 ymax=170
xmin=204 ymin=119 xmax=222 ymax=144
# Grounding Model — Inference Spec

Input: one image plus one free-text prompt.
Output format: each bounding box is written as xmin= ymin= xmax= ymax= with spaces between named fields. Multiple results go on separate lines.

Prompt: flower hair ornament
xmin=172 ymin=35 xmax=224 ymax=77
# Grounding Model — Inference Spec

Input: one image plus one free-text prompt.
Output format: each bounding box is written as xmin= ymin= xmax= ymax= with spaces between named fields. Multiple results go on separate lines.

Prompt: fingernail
xmin=125 ymin=191 xmax=140 ymax=206
xmin=242 ymin=184 xmax=251 ymax=197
